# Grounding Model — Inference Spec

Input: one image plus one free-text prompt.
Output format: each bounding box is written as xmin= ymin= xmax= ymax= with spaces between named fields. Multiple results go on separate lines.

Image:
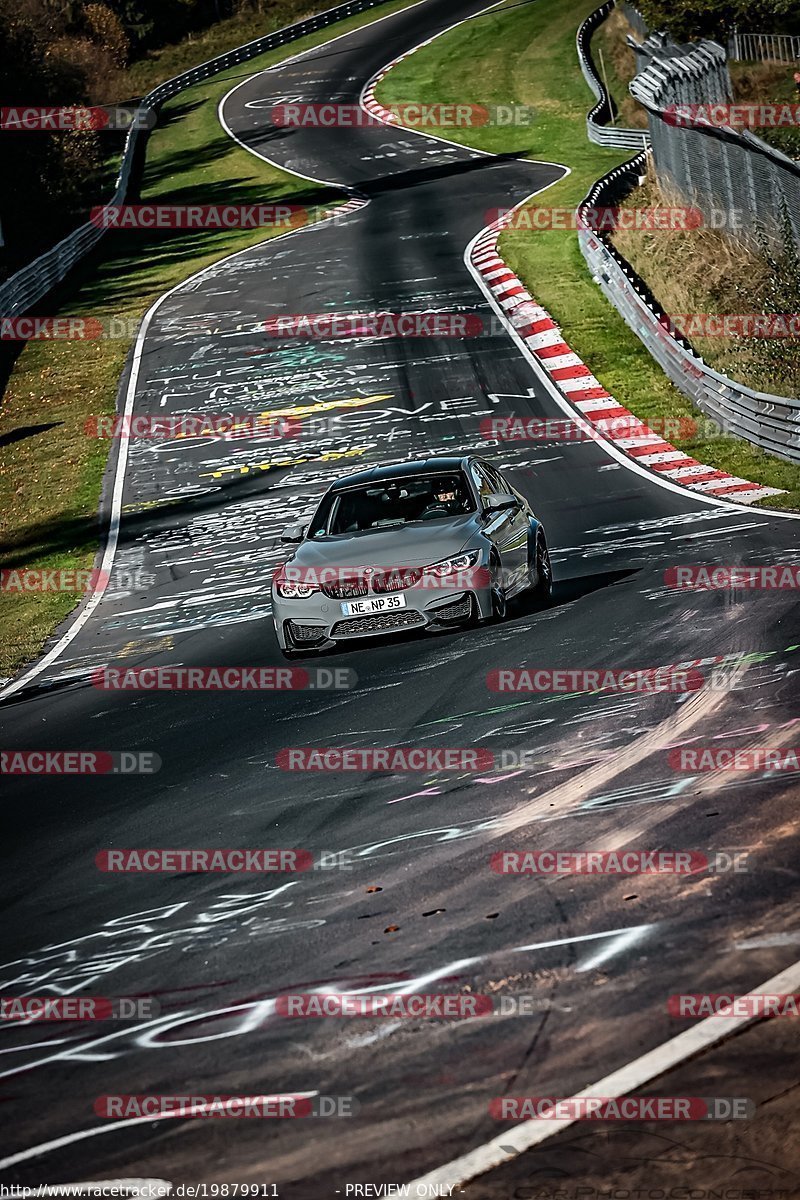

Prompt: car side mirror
xmin=483 ymin=492 xmax=518 ymax=514
xmin=280 ymin=523 xmax=307 ymax=545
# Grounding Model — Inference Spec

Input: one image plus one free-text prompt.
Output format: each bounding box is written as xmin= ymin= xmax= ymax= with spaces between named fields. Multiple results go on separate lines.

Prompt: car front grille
xmin=286 ymin=621 xmax=327 ymax=644
xmin=321 ymin=579 xmax=369 ymax=599
xmin=372 ymin=568 xmax=422 ymax=593
xmin=331 ymin=611 xmax=426 ymax=638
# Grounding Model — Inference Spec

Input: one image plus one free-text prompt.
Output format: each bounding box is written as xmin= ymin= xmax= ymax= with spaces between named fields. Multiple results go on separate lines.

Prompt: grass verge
xmin=374 ymin=0 xmax=800 ymax=511
xmin=0 ymin=0 xmax=420 ymax=679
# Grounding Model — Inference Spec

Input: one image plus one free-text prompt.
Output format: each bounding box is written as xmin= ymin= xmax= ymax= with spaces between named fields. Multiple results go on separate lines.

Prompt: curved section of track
xmin=1 ymin=2 xmax=799 ymax=1194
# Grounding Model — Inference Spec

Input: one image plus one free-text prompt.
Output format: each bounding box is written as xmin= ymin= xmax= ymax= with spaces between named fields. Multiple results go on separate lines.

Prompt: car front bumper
xmin=272 ymin=583 xmax=494 ymax=651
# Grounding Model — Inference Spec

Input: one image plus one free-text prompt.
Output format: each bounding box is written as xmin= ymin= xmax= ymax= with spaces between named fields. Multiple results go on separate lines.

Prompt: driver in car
xmin=420 ymin=479 xmax=464 ymax=519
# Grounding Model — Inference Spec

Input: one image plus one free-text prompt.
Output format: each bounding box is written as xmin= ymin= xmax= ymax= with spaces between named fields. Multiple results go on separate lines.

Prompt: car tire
xmin=531 ymin=530 xmax=553 ymax=605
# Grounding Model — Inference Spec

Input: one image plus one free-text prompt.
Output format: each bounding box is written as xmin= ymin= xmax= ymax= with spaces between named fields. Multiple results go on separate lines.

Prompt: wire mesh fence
xmin=575 ymin=5 xmax=800 ymax=461
xmin=630 ymin=33 xmax=800 ymax=251
xmin=578 ymin=155 xmax=800 ymax=462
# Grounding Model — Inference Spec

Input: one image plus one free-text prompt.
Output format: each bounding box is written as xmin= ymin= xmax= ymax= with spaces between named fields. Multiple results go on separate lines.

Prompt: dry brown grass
xmin=595 ymin=8 xmax=649 ymax=129
xmin=609 ymin=161 xmax=798 ymax=394
xmin=729 ymin=59 xmax=800 ymax=159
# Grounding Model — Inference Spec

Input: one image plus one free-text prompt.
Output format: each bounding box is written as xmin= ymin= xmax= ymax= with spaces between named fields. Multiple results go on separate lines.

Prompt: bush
xmin=635 ymin=0 xmax=800 ymax=43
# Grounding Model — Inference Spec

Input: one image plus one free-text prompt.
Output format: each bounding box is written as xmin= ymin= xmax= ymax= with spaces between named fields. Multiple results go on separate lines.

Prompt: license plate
xmin=341 ymin=594 xmax=407 ymax=617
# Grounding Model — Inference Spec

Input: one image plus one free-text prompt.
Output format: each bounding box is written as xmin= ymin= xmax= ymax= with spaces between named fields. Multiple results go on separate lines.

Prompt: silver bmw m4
xmin=272 ymin=455 xmax=552 ymax=657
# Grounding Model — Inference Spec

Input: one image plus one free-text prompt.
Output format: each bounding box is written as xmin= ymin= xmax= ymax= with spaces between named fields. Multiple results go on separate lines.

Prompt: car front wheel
xmin=531 ymin=530 xmax=553 ymax=605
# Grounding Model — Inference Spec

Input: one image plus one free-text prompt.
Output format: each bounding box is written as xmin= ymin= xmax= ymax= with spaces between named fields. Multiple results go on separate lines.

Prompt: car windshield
xmin=309 ymin=473 xmax=475 ymax=537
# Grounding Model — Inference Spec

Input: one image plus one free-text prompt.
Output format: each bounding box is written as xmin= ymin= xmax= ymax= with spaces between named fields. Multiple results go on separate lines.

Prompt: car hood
xmin=290 ymin=514 xmax=479 ymax=569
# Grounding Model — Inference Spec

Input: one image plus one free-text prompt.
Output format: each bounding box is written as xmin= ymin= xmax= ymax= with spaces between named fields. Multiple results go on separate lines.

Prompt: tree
xmin=636 ymin=0 xmax=800 ymax=42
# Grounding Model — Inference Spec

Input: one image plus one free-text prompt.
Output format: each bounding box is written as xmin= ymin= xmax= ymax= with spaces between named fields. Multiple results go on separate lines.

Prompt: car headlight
xmin=423 ymin=550 xmax=481 ymax=577
xmin=274 ymin=565 xmax=319 ymax=598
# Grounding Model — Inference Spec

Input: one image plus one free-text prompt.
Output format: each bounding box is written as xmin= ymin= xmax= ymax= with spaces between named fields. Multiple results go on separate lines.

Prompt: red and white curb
xmin=360 ymin=23 xmax=491 ymax=157
xmin=470 ymin=212 xmax=783 ymax=504
xmin=322 ymin=196 xmax=369 ymax=221
xmin=362 ymin=39 xmax=445 ymax=126
xmin=363 ymin=66 xmax=783 ymax=506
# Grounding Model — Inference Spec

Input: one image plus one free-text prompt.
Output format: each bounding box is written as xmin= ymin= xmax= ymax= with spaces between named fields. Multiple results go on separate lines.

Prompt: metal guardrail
xmin=728 ymin=31 xmax=800 ymax=63
xmin=577 ymin=0 xmax=650 ymax=151
xmin=577 ymin=154 xmax=800 ymax=463
xmin=630 ymin=35 xmax=800 ymax=250
xmin=0 ymin=0 xmax=390 ymax=319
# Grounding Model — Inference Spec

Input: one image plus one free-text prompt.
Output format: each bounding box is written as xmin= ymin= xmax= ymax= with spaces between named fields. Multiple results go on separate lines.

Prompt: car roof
xmin=328 ymin=456 xmax=473 ymax=491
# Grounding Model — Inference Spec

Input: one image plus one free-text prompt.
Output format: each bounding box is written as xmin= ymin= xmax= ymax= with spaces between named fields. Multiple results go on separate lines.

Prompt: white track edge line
xmin=357 ymin=0 xmax=572 ymax=173
xmin=0 ymin=3 xmax=442 ymax=703
xmin=406 ymin=956 xmax=800 ymax=1191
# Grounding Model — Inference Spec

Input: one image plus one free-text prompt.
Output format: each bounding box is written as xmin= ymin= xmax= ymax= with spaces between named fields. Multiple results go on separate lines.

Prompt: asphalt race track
xmin=1 ymin=1 xmax=799 ymax=1195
